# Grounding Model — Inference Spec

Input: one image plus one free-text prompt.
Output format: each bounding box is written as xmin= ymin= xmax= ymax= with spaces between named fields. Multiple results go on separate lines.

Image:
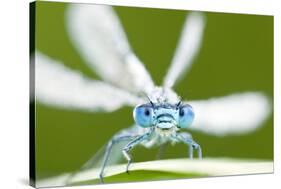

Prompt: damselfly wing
xmin=35 ymin=4 xmax=271 ymax=184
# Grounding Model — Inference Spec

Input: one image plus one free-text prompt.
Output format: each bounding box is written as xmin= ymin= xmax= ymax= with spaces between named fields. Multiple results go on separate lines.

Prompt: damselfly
xmin=35 ymin=4 xmax=271 ymax=183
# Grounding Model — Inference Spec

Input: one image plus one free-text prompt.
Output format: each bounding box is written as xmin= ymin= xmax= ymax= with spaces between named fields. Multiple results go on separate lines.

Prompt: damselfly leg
xmin=122 ymin=132 xmax=152 ymax=174
xmin=174 ymin=132 xmax=202 ymax=159
xmin=99 ymin=133 xmax=137 ymax=183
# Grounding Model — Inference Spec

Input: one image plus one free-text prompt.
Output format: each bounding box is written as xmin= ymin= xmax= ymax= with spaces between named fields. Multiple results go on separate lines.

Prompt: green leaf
xmin=37 ymin=158 xmax=273 ymax=187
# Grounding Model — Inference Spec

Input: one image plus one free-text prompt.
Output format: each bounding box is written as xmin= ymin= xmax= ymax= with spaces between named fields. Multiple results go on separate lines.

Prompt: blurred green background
xmin=34 ymin=1 xmax=273 ymax=180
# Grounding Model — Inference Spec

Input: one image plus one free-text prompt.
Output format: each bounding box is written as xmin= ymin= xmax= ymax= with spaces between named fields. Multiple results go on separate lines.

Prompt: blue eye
xmin=178 ymin=104 xmax=194 ymax=128
xmin=133 ymin=104 xmax=153 ymax=128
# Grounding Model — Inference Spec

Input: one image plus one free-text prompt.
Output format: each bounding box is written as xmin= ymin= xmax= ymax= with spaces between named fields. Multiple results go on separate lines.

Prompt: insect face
xmin=133 ymin=102 xmax=195 ymax=130
xmin=133 ymin=103 xmax=154 ymax=128
xmin=177 ymin=104 xmax=194 ymax=128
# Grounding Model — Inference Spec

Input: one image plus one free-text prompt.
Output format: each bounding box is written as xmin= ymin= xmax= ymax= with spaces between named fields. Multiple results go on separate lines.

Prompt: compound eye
xmin=133 ymin=104 xmax=153 ymax=128
xmin=178 ymin=104 xmax=194 ymax=128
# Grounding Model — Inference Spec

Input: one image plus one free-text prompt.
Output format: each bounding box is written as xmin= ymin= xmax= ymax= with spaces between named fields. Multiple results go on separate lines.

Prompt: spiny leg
xmin=175 ymin=132 xmax=202 ymax=159
xmin=122 ymin=132 xmax=151 ymax=174
xmin=194 ymin=143 xmax=202 ymax=159
xmin=175 ymin=132 xmax=194 ymax=159
xmin=99 ymin=134 xmax=137 ymax=183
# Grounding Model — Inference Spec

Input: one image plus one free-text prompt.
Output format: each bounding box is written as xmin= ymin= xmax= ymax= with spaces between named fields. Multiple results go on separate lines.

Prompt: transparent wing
xmin=35 ymin=51 xmax=143 ymax=112
xmin=66 ymin=126 xmax=141 ymax=184
xmin=163 ymin=12 xmax=205 ymax=88
xmin=66 ymin=4 xmax=155 ymax=94
xmin=66 ymin=141 xmax=128 ymax=184
xmin=187 ymin=92 xmax=271 ymax=136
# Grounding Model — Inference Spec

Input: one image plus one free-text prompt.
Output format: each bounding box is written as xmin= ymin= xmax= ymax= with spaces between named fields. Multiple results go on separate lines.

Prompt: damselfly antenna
xmin=145 ymin=93 xmax=155 ymax=107
xmin=176 ymin=101 xmax=182 ymax=107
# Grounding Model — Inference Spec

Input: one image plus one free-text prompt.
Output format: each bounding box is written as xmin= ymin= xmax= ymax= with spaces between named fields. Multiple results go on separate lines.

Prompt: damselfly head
xmin=133 ymin=99 xmax=195 ymax=132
